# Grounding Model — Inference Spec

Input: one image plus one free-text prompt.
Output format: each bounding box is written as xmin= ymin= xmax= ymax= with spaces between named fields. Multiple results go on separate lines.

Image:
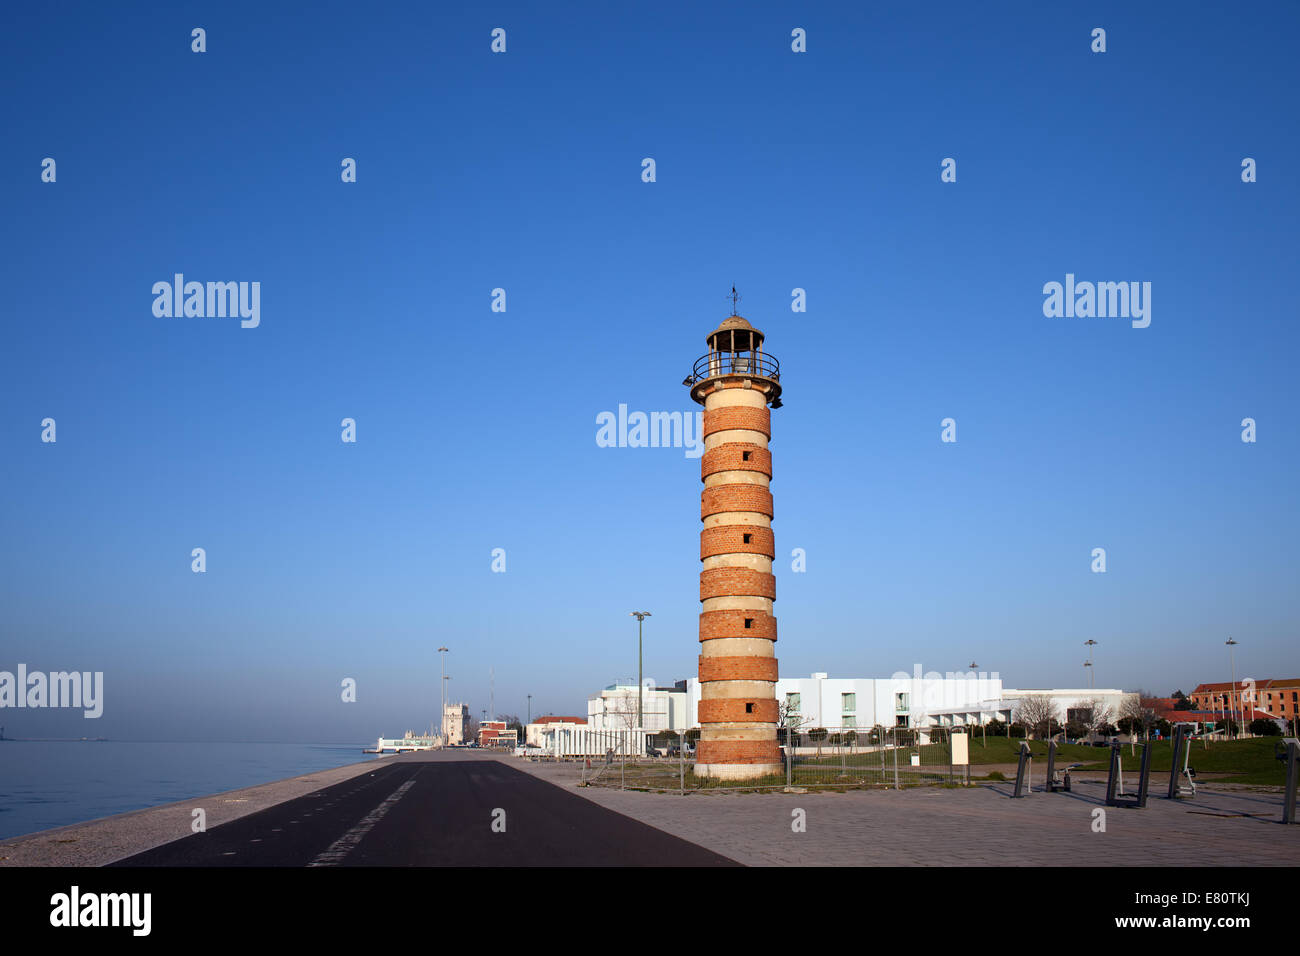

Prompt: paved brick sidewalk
xmin=508 ymin=758 xmax=1297 ymax=866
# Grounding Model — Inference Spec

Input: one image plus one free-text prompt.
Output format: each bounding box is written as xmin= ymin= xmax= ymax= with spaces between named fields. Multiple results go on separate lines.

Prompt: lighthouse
xmin=685 ymin=306 xmax=783 ymax=780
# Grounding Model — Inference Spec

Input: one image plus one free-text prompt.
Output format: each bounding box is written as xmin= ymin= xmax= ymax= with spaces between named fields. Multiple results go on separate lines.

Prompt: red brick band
xmin=701 ymin=443 xmax=771 ymax=480
xmin=703 ymin=406 xmax=770 ymax=439
xmin=701 ymin=484 xmax=773 ymax=519
xmin=698 ymin=698 xmax=780 ymax=723
xmin=700 ymin=525 xmax=774 ymax=560
xmin=698 ymin=609 xmax=777 ymax=641
xmin=696 ymin=739 xmax=781 ymax=766
xmin=700 ymin=568 xmax=776 ymax=601
xmin=698 ymin=655 xmax=779 ymax=682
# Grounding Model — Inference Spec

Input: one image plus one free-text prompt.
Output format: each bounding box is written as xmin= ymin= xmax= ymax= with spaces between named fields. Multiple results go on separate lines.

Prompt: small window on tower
xmin=744 ymin=618 xmax=754 ymax=628
xmin=742 ymin=450 xmax=752 ymax=461
xmin=745 ymin=703 xmax=755 ymax=714
xmin=743 ymin=533 xmax=753 ymax=544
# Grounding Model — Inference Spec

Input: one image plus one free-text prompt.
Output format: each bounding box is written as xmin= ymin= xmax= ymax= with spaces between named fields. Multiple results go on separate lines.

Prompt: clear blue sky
xmin=2 ymin=1 xmax=1297 ymax=741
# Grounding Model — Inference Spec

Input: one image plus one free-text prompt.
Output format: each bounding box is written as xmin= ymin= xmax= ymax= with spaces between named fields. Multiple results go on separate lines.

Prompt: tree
xmin=1076 ymin=698 xmax=1114 ymax=739
xmin=778 ymin=697 xmax=814 ymax=746
xmin=1249 ymin=718 xmax=1281 ymax=736
xmin=464 ymin=715 xmax=480 ymax=743
xmin=499 ymin=713 xmax=524 ymax=746
xmin=1012 ymin=695 xmax=1061 ymax=740
xmin=605 ymin=693 xmax=641 ymax=732
xmin=1119 ymin=694 xmax=1158 ymax=753
xmin=807 ymin=727 xmax=828 ymax=757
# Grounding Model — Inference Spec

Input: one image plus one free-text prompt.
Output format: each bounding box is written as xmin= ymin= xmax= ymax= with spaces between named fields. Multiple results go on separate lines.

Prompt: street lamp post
xmin=437 ymin=646 xmax=449 ymax=745
xmin=1226 ymin=637 xmax=1239 ymax=738
xmin=629 ymin=612 xmax=652 ymax=730
xmin=1084 ymin=640 xmax=1098 ymax=689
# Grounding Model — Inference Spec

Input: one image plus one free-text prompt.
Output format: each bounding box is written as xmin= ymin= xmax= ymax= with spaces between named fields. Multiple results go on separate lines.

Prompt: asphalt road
xmin=110 ymin=752 xmax=736 ymax=866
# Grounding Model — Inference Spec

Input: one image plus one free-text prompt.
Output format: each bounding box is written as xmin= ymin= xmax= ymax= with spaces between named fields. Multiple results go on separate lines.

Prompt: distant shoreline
xmin=0 ymin=737 xmax=108 ymax=742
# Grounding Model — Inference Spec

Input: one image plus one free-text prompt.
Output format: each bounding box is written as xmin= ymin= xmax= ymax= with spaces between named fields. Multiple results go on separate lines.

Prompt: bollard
xmin=1167 ymin=725 xmax=1195 ymax=800
xmin=1105 ymin=741 xmax=1122 ymax=806
xmin=1135 ymin=737 xmax=1153 ymax=808
xmin=1280 ymin=738 xmax=1298 ymax=824
xmin=1167 ymin=725 xmax=1186 ymax=799
xmin=1013 ymin=741 xmax=1032 ymax=798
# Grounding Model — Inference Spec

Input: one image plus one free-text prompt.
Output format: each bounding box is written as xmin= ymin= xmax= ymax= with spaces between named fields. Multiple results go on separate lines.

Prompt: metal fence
xmin=577 ymin=727 xmax=970 ymax=792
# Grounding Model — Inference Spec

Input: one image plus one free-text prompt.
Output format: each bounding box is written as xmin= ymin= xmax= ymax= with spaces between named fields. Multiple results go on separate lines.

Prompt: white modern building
xmin=746 ymin=671 xmax=1006 ymax=732
xmin=571 ymin=673 xmax=1136 ymax=743
xmin=587 ymin=680 xmax=689 ymax=732
xmin=584 ymin=672 xmax=1006 ymax=734
xmin=999 ymin=687 xmax=1135 ymax=728
xmin=531 ymin=723 xmax=650 ymax=758
xmin=525 ymin=715 xmax=587 ymax=748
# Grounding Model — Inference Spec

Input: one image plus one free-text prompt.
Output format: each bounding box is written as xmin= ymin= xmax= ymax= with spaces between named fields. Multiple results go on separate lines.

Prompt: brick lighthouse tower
xmin=685 ymin=303 xmax=783 ymax=780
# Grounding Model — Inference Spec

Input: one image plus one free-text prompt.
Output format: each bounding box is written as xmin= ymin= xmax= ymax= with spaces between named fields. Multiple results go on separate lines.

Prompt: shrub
xmin=1249 ymin=718 xmax=1282 ymax=736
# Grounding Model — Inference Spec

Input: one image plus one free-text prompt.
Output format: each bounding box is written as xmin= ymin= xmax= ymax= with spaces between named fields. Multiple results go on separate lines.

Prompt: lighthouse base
xmin=694 ymin=762 xmax=784 ymax=781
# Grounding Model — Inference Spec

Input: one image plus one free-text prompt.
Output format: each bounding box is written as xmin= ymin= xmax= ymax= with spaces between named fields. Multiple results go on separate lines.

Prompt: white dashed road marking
xmin=307 ymin=777 xmax=417 ymax=867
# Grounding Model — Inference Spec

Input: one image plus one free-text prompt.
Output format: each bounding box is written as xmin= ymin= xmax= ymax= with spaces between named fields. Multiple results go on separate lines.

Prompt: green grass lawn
xmin=1067 ymin=737 xmax=1290 ymax=785
xmin=961 ymin=735 xmax=1289 ymax=785
xmin=802 ymin=736 xmax=1290 ymax=786
xmin=794 ymin=737 xmax=1098 ymax=769
xmin=957 ymin=737 xmax=1102 ymax=765
xmin=589 ymin=737 xmax=1292 ymax=789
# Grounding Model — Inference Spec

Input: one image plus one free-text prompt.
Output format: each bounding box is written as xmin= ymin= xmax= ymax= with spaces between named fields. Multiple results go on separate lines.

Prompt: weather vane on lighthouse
xmin=728 ymin=285 xmax=741 ymax=316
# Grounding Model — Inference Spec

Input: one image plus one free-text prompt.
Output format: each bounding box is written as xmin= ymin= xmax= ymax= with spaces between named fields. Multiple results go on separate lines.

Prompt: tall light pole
xmin=527 ymin=694 xmax=532 ymax=725
xmin=1226 ymin=637 xmax=1239 ymax=738
xmin=629 ymin=612 xmax=652 ymax=730
xmin=438 ymin=646 xmax=449 ymax=744
xmin=1084 ymin=639 xmax=1098 ymax=689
